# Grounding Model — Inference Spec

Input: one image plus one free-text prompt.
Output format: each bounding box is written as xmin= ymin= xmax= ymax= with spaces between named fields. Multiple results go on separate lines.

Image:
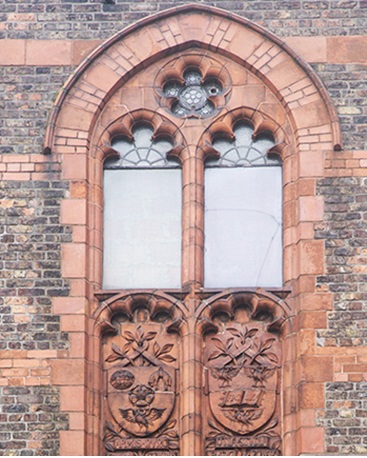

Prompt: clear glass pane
xmin=204 ymin=167 xmax=282 ymax=288
xmin=103 ymin=169 xmax=182 ymax=289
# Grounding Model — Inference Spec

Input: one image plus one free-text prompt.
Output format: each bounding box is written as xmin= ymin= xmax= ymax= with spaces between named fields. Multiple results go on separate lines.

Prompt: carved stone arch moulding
xmin=44 ymin=3 xmax=341 ymax=155
xmin=94 ymin=291 xmax=186 ymax=456
xmin=197 ymin=290 xmax=290 ymax=456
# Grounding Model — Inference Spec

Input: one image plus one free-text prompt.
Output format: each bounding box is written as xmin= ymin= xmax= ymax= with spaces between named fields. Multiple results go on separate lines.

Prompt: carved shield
xmin=107 ymin=365 xmax=176 ymax=437
xmin=208 ymin=364 xmax=277 ymax=435
xmin=206 ymin=325 xmax=280 ymax=436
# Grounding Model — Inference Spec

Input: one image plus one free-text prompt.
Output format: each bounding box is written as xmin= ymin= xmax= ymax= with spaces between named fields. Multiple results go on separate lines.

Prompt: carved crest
xmin=106 ymin=325 xmax=177 ymax=437
xmin=206 ymin=324 xmax=280 ymax=435
xmin=101 ymin=297 xmax=181 ymax=456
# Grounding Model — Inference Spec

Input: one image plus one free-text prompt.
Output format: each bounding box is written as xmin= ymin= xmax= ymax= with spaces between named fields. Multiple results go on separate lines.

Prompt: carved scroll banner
xmin=203 ymin=305 xmax=282 ymax=456
xmin=103 ymin=305 xmax=180 ymax=456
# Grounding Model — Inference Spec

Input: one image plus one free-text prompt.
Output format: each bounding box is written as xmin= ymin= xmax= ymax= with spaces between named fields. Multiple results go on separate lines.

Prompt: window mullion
xmin=181 ymin=145 xmax=205 ymax=290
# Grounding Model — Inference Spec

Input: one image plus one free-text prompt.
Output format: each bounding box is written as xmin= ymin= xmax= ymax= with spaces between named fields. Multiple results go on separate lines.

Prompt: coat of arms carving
xmin=103 ymin=308 xmax=180 ymax=456
xmin=204 ymin=319 xmax=282 ymax=456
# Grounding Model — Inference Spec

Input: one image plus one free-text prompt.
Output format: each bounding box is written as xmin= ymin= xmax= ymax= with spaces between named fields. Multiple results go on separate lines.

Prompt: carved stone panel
xmin=203 ymin=307 xmax=282 ymax=456
xmin=103 ymin=305 xmax=180 ymax=456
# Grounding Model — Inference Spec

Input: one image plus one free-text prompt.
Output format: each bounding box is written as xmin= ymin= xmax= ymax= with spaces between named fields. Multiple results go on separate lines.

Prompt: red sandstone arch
xmin=44 ymin=3 xmax=341 ymax=154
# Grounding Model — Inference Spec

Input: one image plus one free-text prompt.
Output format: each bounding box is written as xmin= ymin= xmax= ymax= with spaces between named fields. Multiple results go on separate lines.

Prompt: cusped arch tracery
xmin=198 ymin=107 xmax=290 ymax=164
xmin=97 ymin=109 xmax=186 ymax=165
xmin=196 ymin=289 xmax=290 ymax=335
xmin=94 ymin=290 xmax=187 ymax=337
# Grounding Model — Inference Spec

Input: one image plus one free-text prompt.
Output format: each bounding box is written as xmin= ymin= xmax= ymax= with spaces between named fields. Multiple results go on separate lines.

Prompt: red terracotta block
xmin=299 ymin=382 xmax=325 ymax=409
xmin=62 ymin=155 xmax=87 ymax=180
xmin=60 ymin=315 xmax=86 ymax=333
xmin=298 ymin=409 xmax=317 ymax=427
xmin=299 ymin=427 xmax=324 ymax=453
xmin=327 ymin=36 xmax=367 ymax=64
xmin=69 ymin=412 xmax=85 ymax=430
xmin=69 ymin=333 xmax=86 ymax=359
xmin=53 ymin=297 xmax=86 ymax=315
xmin=285 ymin=36 xmax=327 ymax=63
xmin=298 ymin=240 xmax=325 ymax=275
xmin=298 ymin=196 xmax=324 ymax=222
xmin=299 ymin=151 xmax=324 ymax=177
xmin=26 ymin=40 xmax=72 ymax=65
xmin=51 ymin=359 xmax=85 ymax=385
xmin=61 ymin=385 xmax=85 ymax=411
xmin=300 ymin=356 xmax=334 ymax=382
xmin=61 ymin=243 xmax=86 ymax=278
xmin=60 ymin=199 xmax=87 ymax=225
xmin=72 ymin=40 xmax=102 ymax=65
xmin=60 ymin=431 xmax=85 ymax=456
xmin=0 ymin=40 xmax=26 ymax=65
xmin=299 ymin=311 xmax=327 ymax=329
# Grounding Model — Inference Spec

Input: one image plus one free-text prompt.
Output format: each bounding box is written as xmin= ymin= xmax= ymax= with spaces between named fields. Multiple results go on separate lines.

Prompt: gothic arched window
xmin=103 ymin=123 xmax=182 ymax=289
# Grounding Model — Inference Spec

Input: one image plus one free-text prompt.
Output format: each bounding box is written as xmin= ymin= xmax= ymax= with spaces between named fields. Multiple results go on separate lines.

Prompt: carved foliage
xmin=203 ymin=299 xmax=282 ymax=456
xmin=103 ymin=302 xmax=180 ymax=456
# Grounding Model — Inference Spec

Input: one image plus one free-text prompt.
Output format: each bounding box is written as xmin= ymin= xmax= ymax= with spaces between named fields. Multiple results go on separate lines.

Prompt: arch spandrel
xmin=45 ymin=4 xmax=341 ymax=154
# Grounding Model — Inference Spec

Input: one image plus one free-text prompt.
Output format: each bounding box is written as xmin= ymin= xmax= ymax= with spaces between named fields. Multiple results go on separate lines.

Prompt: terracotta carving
xmin=203 ymin=304 xmax=282 ymax=456
xmin=103 ymin=305 xmax=180 ymax=456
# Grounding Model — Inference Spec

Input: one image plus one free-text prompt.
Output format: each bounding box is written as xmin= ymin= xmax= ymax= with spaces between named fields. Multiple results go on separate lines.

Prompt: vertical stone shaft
xmin=181 ymin=143 xmax=205 ymax=288
xmin=180 ymin=313 xmax=204 ymax=456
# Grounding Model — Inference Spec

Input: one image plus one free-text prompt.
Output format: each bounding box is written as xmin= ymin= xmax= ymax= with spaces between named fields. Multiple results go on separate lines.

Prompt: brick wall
xmin=1 ymin=0 xmax=367 ymax=40
xmin=0 ymin=157 xmax=71 ymax=455
xmin=0 ymin=386 xmax=68 ymax=456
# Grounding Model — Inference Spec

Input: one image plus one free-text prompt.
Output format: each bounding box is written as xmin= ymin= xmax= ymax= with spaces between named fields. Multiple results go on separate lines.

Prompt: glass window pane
xmin=204 ymin=167 xmax=282 ymax=288
xmin=103 ymin=169 xmax=182 ymax=289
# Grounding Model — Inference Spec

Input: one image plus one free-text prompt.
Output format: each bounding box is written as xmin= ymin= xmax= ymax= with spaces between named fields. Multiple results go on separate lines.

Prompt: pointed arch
xmin=44 ymin=3 xmax=341 ymax=155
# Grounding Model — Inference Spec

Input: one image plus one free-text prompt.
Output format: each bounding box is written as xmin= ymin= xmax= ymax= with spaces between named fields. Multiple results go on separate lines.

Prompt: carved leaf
xmin=227 ymin=327 xmax=241 ymax=337
xmin=159 ymin=354 xmax=176 ymax=362
xmin=123 ymin=331 xmax=135 ymax=342
xmin=165 ymin=419 xmax=176 ymax=430
xmin=105 ymin=353 xmax=120 ymax=363
xmin=262 ymin=338 xmax=275 ymax=351
xmin=145 ymin=331 xmax=157 ymax=341
xmin=208 ymin=350 xmax=225 ymax=361
xmin=226 ymin=338 xmax=234 ymax=349
xmin=123 ymin=342 xmax=132 ymax=353
xmin=160 ymin=343 xmax=174 ymax=355
xmin=105 ymin=420 xmax=116 ymax=433
xmin=212 ymin=337 xmax=226 ymax=351
xmin=246 ymin=328 xmax=258 ymax=338
xmin=265 ymin=352 xmax=279 ymax=364
xmin=112 ymin=343 xmax=125 ymax=356
xmin=153 ymin=341 xmax=160 ymax=356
